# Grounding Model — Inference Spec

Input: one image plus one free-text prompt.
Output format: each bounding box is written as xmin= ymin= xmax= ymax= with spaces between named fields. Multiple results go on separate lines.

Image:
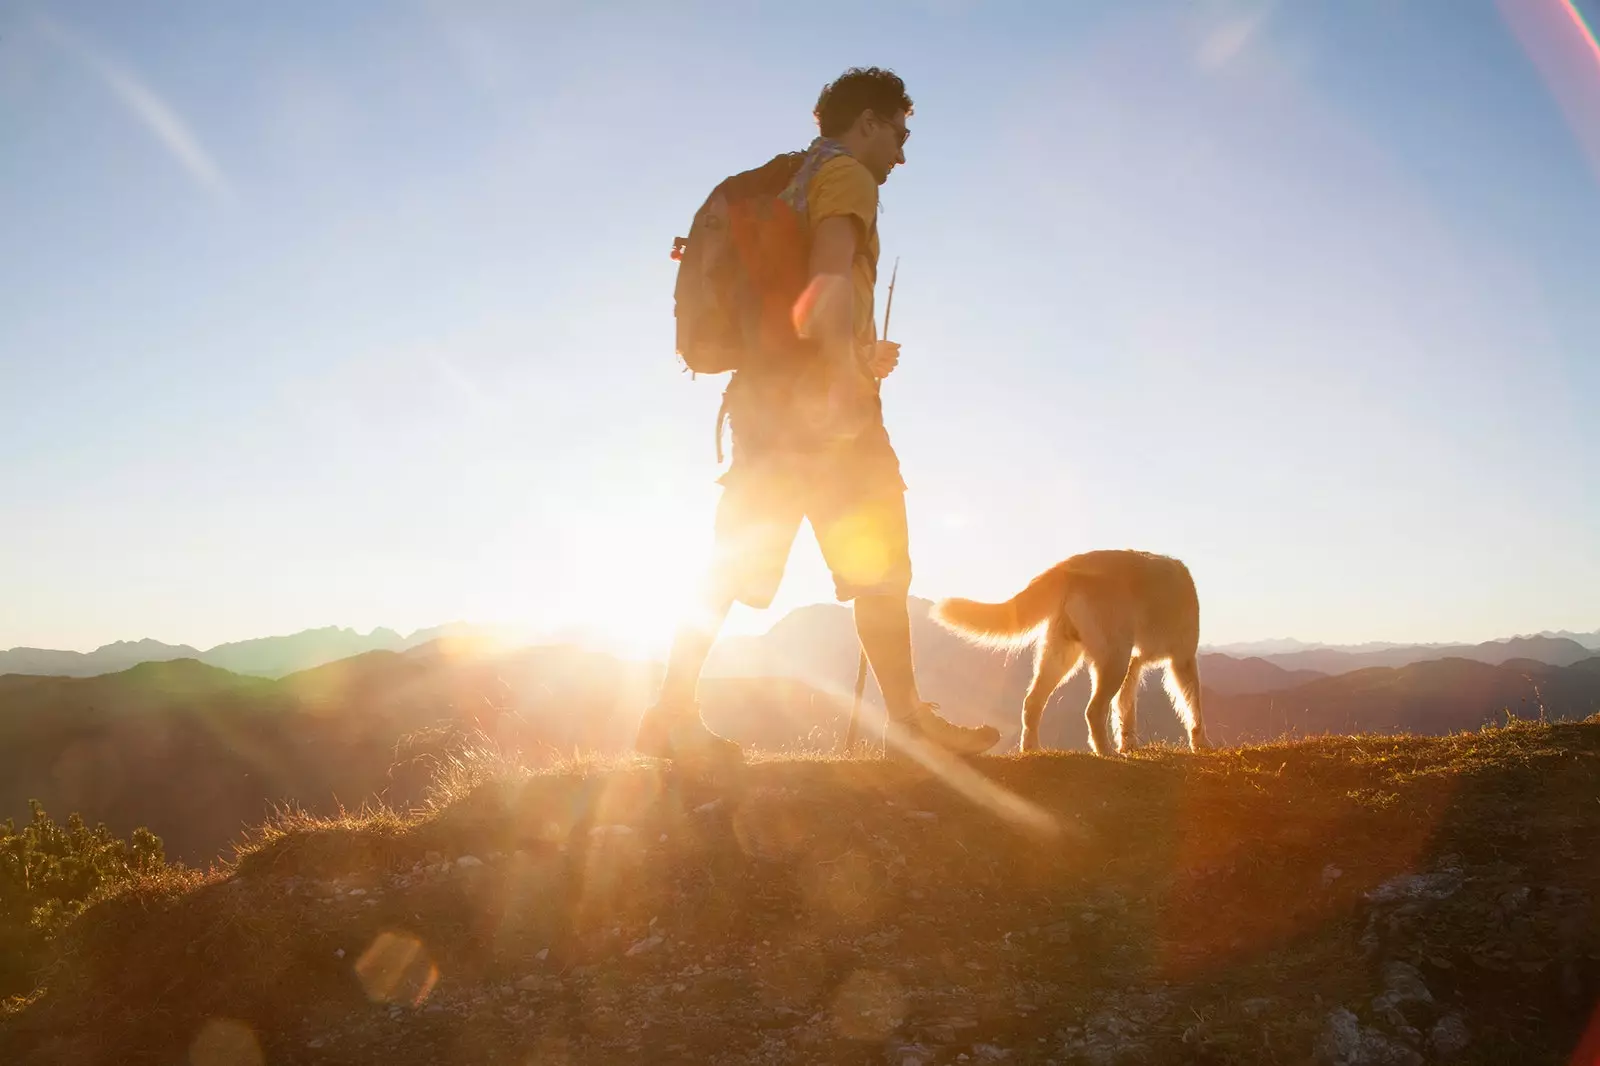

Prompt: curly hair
xmin=813 ymin=67 xmax=913 ymax=138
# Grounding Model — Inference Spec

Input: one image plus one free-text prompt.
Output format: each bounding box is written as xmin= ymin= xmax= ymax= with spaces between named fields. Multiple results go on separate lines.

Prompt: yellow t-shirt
xmin=805 ymin=155 xmax=879 ymax=351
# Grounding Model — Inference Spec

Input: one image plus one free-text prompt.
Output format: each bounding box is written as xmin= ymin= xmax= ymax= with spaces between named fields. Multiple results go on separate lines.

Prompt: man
xmin=638 ymin=67 xmax=1000 ymax=763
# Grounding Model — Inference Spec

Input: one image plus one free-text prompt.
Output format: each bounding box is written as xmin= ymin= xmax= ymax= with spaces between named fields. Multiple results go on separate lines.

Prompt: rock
xmin=1057 ymin=989 xmax=1171 ymax=1064
xmin=1380 ymin=962 xmax=1433 ymax=1005
xmin=424 ymin=851 xmax=443 ymax=864
xmin=455 ymin=855 xmax=485 ymax=869
xmin=535 ymin=948 xmax=549 ymax=962
xmin=1322 ymin=864 xmax=1344 ymax=887
xmin=1314 ymin=1007 xmax=1423 ymax=1066
xmin=907 ymin=810 xmax=938 ymax=821
xmin=1363 ymin=867 xmax=1462 ymax=905
xmin=1429 ymin=1014 xmax=1470 ymax=1058
xmin=693 ymin=799 xmax=723 ymax=815
xmin=626 ymin=935 xmax=664 ymax=957
xmin=515 ymin=975 xmax=545 ymax=992
xmin=1239 ymin=997 xmax=1275 ymax=1019
xmin=346 ymin=888 xmax=366 ymax=896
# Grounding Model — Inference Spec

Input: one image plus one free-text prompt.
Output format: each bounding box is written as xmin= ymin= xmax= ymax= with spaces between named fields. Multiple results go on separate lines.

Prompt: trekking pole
xmin=844 ymin=258 xmax=900 ymax=756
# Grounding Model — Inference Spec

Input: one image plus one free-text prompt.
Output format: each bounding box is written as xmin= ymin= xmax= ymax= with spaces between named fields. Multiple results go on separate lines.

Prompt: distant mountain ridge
xmin=5 ymin=612 xmax=1597 ymax=681
xmin=0 ymin=623 xmax=497 ymax=679
xmin=1208 ymin=630 xmax=1600 ymax=658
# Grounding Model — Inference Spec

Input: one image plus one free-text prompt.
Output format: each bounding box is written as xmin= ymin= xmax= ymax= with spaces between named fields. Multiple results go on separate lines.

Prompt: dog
xmin=934 ymin=550 xmax=1210 ymax=755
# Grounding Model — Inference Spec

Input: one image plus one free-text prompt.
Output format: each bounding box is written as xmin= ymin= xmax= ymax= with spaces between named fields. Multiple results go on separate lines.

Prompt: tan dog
xmin=934 ymin=550 xmax=1210 ymax=755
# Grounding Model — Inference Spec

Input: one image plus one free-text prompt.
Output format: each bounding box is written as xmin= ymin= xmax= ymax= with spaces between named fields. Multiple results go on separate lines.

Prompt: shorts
xmin=712 ymin=422 xmax=911 ymax=609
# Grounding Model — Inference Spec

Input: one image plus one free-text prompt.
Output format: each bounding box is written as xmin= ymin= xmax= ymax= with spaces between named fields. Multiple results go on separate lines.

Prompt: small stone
xmin=907 ymin=810 xmax=938 ymax=821
xmin=1381 ymin=961 xmax=1433 ymax=1005
xmin=333 ymin=948 xmax=345 ymax=959
xmin=626 ymin=935 xmax=664 ymax=957
xmin=515 ymin=975 xmax=544 ymax=992
xmin=1364 ymin=867 xmax=1462 ymax=905
xmin=535 ymin=948 xmax=549 ymax=962
xmin=693 ymin=799 xmax=722 ymax=815
xmin=346 ymin=887 xmax=366 ymax=896
xmin=1322 ymin=864 xmax=1344 ymax=887
xmin=1430 ymin=1014 xmax=1470 ymax=1058
xmin=1314 ymin=1006 xmax=1423 ymax=1066
xmin=455 ymin=855 xmax=485 ymax=868
xmin=424 ymin=850 xmax=443 ymax=864
xmin=1240 ymin=997 xmax=1274 ymax=1019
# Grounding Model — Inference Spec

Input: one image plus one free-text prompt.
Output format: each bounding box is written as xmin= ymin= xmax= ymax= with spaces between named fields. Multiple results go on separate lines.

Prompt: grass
xmin=4 ymin=719 xmax=1600 ymax=1064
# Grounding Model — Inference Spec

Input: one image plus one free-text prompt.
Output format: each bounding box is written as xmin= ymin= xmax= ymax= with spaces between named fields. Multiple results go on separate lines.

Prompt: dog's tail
xmin=934 ymin=563 xmax=1070 ymax=645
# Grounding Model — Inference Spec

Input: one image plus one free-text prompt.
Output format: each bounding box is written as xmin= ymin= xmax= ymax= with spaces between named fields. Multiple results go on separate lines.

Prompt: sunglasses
xmin=872 ymin=112 xmax=910 ymax=147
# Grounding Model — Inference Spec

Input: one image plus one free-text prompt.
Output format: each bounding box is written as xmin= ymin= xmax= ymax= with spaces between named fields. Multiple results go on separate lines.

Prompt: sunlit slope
xmin=5 ymin=720 xmax=1599 ymax=1065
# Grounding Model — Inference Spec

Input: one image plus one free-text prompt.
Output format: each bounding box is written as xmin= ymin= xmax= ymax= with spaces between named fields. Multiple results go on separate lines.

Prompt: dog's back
xmin=1055 ymin=550 xmax=1198 ymax=663
xmin=936 ymin=549 xmax=1197 ymax=658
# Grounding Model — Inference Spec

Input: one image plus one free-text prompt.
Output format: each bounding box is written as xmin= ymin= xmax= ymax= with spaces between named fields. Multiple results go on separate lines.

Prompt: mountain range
xmin=0 ymin=622 xmax=496 ymax=679
xmin=4 ymin=598 xmax=1598 ymax=863
xmin=8 ymin=613 xmax=1595 ymax=680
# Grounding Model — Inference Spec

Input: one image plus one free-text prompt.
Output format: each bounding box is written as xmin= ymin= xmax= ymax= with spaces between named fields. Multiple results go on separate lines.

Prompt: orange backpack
xmin=671 ymin=151 xmax=815 ymax=376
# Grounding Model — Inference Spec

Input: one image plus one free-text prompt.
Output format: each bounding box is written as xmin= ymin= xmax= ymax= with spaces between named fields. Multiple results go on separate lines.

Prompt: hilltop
xmin=4 ymin=720 xmax=1599 ymax=1064
xmin=4 ymin=632 xmax=1599 ymax=866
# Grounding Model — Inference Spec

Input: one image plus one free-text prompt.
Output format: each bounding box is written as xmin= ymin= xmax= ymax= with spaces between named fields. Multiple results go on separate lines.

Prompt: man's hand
xmin=865 ymin=340 xmax=900 ymax=379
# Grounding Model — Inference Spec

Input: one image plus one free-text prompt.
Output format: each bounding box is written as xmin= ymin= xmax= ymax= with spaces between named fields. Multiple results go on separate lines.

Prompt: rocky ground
xmin=4 ymin=720 xmax=1599 ymax=1064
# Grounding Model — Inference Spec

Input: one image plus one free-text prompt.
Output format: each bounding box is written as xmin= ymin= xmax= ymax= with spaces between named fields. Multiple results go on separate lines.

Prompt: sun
xmin=494 ymin=487 xmax=717 ymax=661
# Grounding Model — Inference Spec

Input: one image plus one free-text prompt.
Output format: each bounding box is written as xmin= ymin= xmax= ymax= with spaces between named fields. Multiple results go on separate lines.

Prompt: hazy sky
xmin=3 ymin=1 xmax=1597 ymax=655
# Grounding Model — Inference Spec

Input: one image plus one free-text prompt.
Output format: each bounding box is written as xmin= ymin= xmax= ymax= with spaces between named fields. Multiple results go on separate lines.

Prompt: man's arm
xmin=801 ymin=215 xmax=861 ymax=377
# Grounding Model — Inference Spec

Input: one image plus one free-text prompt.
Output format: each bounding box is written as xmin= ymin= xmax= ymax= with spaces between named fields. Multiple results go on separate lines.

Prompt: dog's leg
xmin=1021 ymin=632 xmax=1079 ymax=752
xmin=1166 ymin=656 xmax=1210 ymax=750
xmin=1113 ymin=656 xmax=1146 ymax=753
xmin=1083 ymin=649 xmax=1129 ymax=756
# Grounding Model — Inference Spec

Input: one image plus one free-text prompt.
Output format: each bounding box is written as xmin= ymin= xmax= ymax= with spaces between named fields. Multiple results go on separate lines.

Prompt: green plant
xmin=0 ymin=801 xmax=166 ymax=998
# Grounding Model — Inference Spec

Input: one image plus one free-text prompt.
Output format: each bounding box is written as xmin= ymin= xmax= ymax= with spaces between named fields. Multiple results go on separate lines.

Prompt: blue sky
xmin=2 ymin=1 xmax=1597 ymax=654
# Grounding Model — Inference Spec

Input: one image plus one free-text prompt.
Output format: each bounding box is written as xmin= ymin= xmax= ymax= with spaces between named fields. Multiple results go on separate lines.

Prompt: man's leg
xmin=638 ymin=467 xmax=801 ymax=761
xmin=853 ymin=593 xmax=918 ymax=715
xmin=815 ymin=490 xmax=1000 ymax=757
xmin=656 ymin=580 xmax=737 ymax=712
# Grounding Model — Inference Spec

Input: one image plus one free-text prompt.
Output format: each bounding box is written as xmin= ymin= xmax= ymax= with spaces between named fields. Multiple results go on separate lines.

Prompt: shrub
xmin=0 ymin=800 xmax=166 ymax=998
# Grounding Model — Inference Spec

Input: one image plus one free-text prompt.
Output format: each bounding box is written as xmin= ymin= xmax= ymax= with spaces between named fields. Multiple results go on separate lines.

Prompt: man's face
xmin=862 ymin=109 xmax=909 ymax=185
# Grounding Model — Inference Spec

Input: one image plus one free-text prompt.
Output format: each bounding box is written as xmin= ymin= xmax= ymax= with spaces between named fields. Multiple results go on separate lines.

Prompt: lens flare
xmin=1499 ymin=0 xmax=1600 ymax=182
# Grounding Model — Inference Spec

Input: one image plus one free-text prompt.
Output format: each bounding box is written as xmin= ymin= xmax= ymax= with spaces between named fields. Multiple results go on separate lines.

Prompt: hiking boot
xmin=635 ymin=703 xmax=744 ymax=764
xmin=885 ymin=702 xmax=1000 ymax=758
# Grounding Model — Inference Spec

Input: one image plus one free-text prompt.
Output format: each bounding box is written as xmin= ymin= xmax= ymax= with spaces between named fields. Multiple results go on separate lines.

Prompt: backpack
xmin=671 ymin=151 xmax=815 ymax=376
